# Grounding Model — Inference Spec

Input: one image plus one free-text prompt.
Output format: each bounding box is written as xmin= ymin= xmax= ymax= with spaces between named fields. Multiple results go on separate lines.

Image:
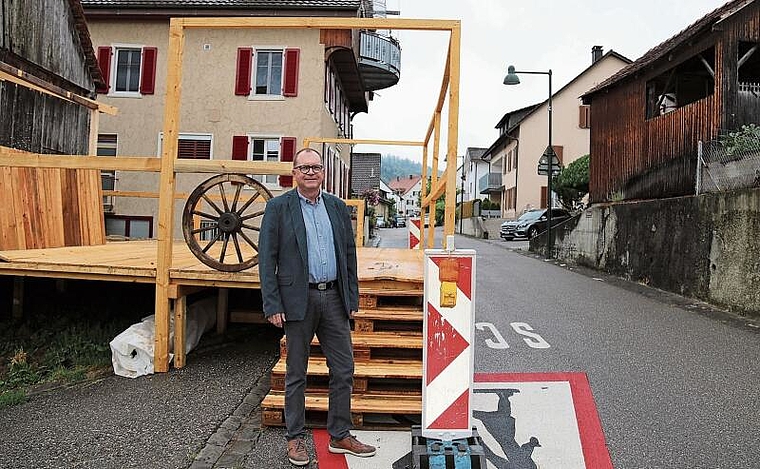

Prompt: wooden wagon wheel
xmin=182 ymin=174 xmax=273 ymax=272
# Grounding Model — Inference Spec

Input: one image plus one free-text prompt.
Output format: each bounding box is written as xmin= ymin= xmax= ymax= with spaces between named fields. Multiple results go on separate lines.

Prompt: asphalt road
xmin=386 ymin=230 xmax=760 ymax=469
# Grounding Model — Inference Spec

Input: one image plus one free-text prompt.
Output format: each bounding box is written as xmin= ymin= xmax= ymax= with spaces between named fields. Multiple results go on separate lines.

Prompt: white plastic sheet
xmin=110 ymin=297 xmax=217 ymax=378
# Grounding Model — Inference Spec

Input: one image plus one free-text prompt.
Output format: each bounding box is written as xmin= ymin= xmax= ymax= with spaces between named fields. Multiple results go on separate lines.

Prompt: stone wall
xmin=537 ymin=188 xmax=760 ymax=316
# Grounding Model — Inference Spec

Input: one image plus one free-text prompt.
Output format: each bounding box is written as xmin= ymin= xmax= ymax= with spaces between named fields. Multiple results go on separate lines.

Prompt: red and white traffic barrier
xmin=422 ymin=237 xmax=476 ymax=439
xmin=409 ymin=217 xmax=421 ymax=249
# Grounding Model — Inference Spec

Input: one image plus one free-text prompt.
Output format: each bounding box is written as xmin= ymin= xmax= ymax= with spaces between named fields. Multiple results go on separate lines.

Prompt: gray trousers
xmin=283 ymin=288 xmax=354 ymax=440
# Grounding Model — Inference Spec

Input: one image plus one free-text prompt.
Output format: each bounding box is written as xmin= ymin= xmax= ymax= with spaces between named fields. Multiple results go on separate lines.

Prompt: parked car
xmin=500 ymin=208 xmax=572 ymax=240
xmin=395 ymin=216 xmax=406 ymax=228
xmin=375 ymin=216 xmax=386 ymax=228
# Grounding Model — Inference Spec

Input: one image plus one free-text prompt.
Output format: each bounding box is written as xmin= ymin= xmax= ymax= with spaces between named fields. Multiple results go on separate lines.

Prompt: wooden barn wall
xmin=589 ymin=41 xmax=723 ymax=203
xmin=719 ymin=3 xmax=760 ymax=131
xmin=0 ymin=0 xmax=94 ymax=91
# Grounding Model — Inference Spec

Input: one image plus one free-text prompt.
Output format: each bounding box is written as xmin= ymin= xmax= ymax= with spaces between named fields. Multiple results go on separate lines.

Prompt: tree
xmin=552 ymin=154 xmax=589 ymax=210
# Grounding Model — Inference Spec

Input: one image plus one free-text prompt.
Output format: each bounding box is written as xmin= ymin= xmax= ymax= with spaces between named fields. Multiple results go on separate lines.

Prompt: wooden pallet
xmin=270 ymin=356 xmax=423 ymax=395
xmin=278 ymin=331 xmax=422 ymax=362
xmin=261 ymin=392 xmax=422 ymax=429
xmin=353 ymin=306 xmax=424 ymax=332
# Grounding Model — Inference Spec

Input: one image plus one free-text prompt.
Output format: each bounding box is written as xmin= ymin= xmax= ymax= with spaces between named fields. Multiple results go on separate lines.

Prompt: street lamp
xmin=503 ymin=65 xmax=554 ymax=258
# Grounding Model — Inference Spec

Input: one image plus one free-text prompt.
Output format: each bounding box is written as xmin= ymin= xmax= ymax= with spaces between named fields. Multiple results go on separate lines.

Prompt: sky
xmin=351 ymin=0 xmax=729 ymax=168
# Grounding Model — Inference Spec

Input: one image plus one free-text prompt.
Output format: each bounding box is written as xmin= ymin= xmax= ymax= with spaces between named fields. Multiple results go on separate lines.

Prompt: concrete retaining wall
xmin=538 ymin=188 xmax=760 ymax=316
xmin=459 ymin=217 xmax=505 ymax=239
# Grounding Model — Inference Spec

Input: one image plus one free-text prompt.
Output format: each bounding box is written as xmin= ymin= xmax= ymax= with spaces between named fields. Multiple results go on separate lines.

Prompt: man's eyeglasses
xmin=294 ymin=164 xmax=324 ymax=174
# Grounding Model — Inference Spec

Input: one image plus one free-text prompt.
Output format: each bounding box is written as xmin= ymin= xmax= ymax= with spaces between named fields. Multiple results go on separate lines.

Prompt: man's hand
xmin=350 ymin=310 xmax=357 ymax=319
xmin=267 ymin=313 xmax=286 ymax=328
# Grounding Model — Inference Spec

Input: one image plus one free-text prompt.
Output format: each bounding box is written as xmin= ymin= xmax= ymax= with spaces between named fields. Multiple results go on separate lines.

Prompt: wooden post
xmin=154 ymin=20 xmax=185 ymax=373
xmin=173 ymin=295 xmax=187 ymax=368
xmin=420 ymin=145 xmax=428 ymax=249
xmin=444 ymin=24 xmax=462 ymax=247
xmin=217 ymin=288 xmax=229 ymax=334
xmin=12 ymin=277 xmax=23 ymax=319
xmin=428 ymin=112 xmax=441 ymax=248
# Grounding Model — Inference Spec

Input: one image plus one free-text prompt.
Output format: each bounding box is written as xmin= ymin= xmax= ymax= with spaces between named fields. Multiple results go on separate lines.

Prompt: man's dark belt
xmin=309 ymin=281 xmax=336 ymax=290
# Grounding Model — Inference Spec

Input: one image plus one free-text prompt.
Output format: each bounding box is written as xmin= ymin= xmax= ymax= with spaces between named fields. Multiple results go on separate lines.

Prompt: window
xmin=158 ymin=133 xmax=212 ymax=159
xmin=235 ymin=47 xmax=299 ymax=97
xmin=255 ymin=50 xmax=283 ymax=95
xmin=579 ymin=105 xmax=591 ymax=129
xmin=105 ymin=215 xmax=153 ymax=238
xmin=96 ymin=45 xmax=157 ymax=96
xmin=738 ymin=41 xmax=760 ymax=91
xmin=97 ymin=134 xmax=118 ymax=211
xmin=251 ymin=138 xmax=281 ymax=185
xmin=645 ymin=46 xmax=715 ymax=119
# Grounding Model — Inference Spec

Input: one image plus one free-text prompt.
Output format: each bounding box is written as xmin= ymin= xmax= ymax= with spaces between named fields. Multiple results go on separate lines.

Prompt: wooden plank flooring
xmin=0 ymin=241 xmax=423 ymax=288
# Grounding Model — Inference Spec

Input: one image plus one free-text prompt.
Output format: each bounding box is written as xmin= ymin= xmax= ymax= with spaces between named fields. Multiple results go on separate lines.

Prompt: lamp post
xmin=503 ymin=65 xmax=554 ymax=258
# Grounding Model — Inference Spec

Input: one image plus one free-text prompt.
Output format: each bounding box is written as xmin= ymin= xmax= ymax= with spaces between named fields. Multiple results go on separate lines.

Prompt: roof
xmin=68 ymin=0 xmax=106 ymax=89
xmin=388 ymin=175 xmax=422 ymax=196
xmin=81 ymin=0 xmax=360 ymax=7
xmin=584 ymin=0 xmax=752 ymax=98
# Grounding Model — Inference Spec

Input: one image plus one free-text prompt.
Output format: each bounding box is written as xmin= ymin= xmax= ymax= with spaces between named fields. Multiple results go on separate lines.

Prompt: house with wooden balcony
xmin=582 ymin=0 xmax=760 ymax=203
xmin=81 ymin=0 xmax=401 ymax=239
xmin=483 ymin=47 xmax=630 ymax=219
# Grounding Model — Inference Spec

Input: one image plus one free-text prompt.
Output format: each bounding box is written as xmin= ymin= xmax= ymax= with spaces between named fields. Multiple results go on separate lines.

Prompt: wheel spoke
xmin=219 ymin=233 xmax=230 ymax=263
xmin=219 ymin=183 xmax=231 ymax=213
xmin=191 ymin=223 xmax=217 ymax=235
xmin=230 ymin=183 xmax=243 ymax=212
xmin=242 ymin=223 xmax=261 ymax=232
xmin=192 ymin=210 xmax=220 ymax=221
xmin=236 ymin=191 xmax=260 ymax=215
xmin=240 ymin=209 xmax=266 ymax=221
xmin=201 ymin=232 xmax=222 ymax=253
xmin=239 ymin=230 xmax=259 ymax=252
xmin=232 ymin=233 xmax=244 ymax=263
xmin=202 ymin=193 xmax=225 ymax=216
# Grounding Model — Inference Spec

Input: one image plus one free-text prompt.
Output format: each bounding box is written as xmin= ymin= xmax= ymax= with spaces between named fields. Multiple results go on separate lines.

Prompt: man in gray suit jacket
xmin=259 ymin=147 xmax=376 ymax=466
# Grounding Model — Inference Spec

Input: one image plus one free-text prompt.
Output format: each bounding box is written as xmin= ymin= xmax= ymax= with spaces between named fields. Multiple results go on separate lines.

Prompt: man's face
xmin=293 ymin=151 xmax=324 ymax=192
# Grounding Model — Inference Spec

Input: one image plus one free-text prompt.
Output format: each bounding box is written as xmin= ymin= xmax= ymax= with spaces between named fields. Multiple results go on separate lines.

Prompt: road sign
xmin=538 ymin=146 xmax=561 ymax=176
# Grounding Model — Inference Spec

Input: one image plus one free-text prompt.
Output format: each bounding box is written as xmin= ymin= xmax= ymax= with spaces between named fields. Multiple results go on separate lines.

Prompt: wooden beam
xmin=12 ymin=277 xmax=24 ymax=319
xmin=0 ymin=63 xmax=118 ymax=115
xmin=179 ymin=17 xmax=460 ymax=31
xmin=345 ymin=199 xmax=365 ymax=247
xmin=173 ymin=295 xmax=187 ymax=368
xmin=303 ymin=138 xmax=424 ymax=147
xmin=738 ymin=44 xmax=758 ymax=69
xmin=420 ymin=145 xmax=428 ymax=249
xmin=88 ymin=110 xmax=100 ymax=156
xmin=0 ymin=149 xmax=162 ymax=172
xmin=174 ymin=159 xmax=292 ymax=175
xmin=444 ymin=24 xmax=462 ymax=245
xmin=216 ymin=288 xmax=229 ymax=334
xmin=426 ymin=41 xmax=452 ymax=143
xmin=699 ymin=54 xmax=715 ymax=78
xmin=427 ymin=112 xmax=441 ymax=248
xmin=154 ymin=20 xmax=185 ymax=373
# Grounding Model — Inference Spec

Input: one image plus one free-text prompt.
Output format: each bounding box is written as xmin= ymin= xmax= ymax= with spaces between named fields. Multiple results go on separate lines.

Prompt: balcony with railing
xmin=479 ymin=172 xmax=503 ymax=194
xmin=359 ymin=30 xmax=401 ymax=91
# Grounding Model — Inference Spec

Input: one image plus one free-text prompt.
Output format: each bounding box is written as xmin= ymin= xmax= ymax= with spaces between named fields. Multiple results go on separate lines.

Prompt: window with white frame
xmin=114 ymin=47 xmax=142 ymax=93
xmin=255 ymin=50 xmax=283 ymax=96
xmin=158 ymin=133 xmax=213 ymax=159
xmin=251 ymin=137 xmax=281 ymax=185
xmin=97 ymin=134 xmax=118 ymax=210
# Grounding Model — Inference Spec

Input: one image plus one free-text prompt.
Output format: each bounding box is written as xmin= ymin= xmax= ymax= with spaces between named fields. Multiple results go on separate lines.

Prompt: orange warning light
xmin=439 ymin=257 xmax=459 ymax=307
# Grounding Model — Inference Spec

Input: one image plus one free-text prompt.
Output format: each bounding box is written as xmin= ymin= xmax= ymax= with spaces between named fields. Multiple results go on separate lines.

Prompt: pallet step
xmin=270 ymin=357 xmax=422 ymax=395
xmin=353 ymin=307 xmax=423 ymax=332
xmin=359 ymin=290 xmax=423 ymax=309
xmin=261 ymin=391 xmax=421 ymax=429
xmin=278 ymin=331 xmax=422 ymax=362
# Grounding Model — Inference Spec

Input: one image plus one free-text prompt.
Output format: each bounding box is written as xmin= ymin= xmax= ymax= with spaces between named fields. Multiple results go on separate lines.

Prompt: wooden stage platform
xmin=0 ymin=240 xmax=423 ymax=288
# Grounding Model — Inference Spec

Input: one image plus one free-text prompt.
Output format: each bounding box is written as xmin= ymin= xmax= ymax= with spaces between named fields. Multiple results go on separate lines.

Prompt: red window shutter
xmin=235 ymin=48 xmax=253 ymax=96
xmin=231 ymin=136 xmax=249 ymax=160
xmin=140 ymin=47 xmax=158 ymax=95
xmin=279 ymin=137 xmax=297 ymax=187
xmin=96 ymin=46 xmax=112 ymax=94
xmin=283 ymin=48 xmax=300 ymax=97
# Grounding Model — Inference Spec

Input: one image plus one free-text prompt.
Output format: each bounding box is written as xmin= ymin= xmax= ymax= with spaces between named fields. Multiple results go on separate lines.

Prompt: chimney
xmin=396 ymin=176 xmax=400 ymax=181
xmin=592 ymin=45 xmax=603 ymax=64
xmin=409 ymin=175 xmax=413 ymax=179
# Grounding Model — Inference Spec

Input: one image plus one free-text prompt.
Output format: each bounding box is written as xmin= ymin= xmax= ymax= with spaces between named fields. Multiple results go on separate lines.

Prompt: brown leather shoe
xmin=287 ymin=437 xmax=310 ymax=466
xmin=328 ymin=435 xmax=376 ymax=457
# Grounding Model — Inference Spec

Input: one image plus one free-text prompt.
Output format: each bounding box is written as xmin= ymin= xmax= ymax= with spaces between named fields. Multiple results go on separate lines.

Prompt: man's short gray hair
xmin=293 ymin=147 xmax=322 ymax=166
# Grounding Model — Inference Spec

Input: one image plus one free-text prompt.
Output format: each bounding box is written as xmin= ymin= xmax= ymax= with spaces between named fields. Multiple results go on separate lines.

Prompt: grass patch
xmin=0 ymin=389 xmax=27 ymax=408
xmin=0 ymin=278 xmax=154 ymax=408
